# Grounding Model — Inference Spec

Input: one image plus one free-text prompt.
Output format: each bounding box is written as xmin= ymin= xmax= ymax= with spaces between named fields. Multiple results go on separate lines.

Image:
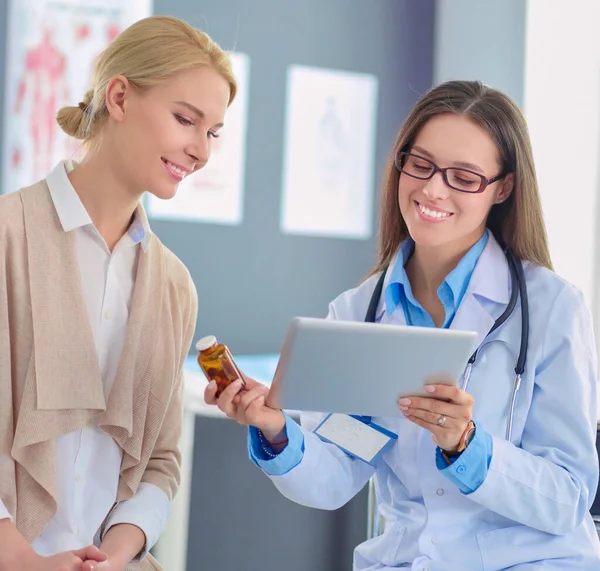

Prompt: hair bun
xmin=56 ymin=104 xmax=87 ymax=139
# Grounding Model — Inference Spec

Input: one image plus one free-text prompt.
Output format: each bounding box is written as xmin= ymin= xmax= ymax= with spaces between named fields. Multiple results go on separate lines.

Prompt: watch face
xmin=464 ymin=425 xmax=476 ymax=447
xmin=445 ymin=422 xmax=475 ymax=456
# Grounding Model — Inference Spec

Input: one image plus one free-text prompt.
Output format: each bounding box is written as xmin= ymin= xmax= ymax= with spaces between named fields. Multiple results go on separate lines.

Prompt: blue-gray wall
xmin=434 ymin=0 xmax=526 ymax=106
xmin=151 ymin=0 xmax=435 ymax=356
xmin=150 ymin=1 xmax=436 ymax=568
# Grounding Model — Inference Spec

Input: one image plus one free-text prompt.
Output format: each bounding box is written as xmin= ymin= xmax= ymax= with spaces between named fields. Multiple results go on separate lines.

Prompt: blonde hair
xmin=368 ymin=80 xmax=552 ymax=279
xmin=56 ymin=15 xmax=237 ymax=142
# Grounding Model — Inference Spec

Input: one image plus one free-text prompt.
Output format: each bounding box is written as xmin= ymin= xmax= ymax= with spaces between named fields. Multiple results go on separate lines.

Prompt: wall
xmin=524 ymin=0 xmax=600 ymax=310
xmin=523 ymin=0 xmax=600 ymax=408
xmin=151 ymin=0 xmax=435 ymax=355
xmin=146 ymin=1 xmax=436 ymax=569
xmin=0 ymin=1 xmax=435 ymax=569
xmin=0 ymin=0 xmax=7 ymax=145
xmin=434 ymin=0 xmax=526 ymax=105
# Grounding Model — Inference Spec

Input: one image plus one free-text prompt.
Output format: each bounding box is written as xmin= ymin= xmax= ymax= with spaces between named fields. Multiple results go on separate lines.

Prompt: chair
xmin=591 ymin=426 xmax=600 ymax=535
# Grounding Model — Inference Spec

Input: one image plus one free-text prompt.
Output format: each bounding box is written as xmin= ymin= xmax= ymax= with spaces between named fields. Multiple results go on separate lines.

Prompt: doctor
xmin=205 ymin=80 xmax=600 ymax=570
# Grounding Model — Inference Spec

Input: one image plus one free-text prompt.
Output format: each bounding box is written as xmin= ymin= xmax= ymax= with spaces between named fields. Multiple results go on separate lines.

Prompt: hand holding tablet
xmin=266 ymin=317 xmax=478 ymax=418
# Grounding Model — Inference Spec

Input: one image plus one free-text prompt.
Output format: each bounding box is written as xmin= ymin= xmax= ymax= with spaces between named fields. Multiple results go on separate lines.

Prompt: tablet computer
xmin=266 ymin=317 xmax=478 ymax=418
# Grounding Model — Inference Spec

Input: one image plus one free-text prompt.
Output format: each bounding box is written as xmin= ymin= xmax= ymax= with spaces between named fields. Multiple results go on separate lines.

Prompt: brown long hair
xmin=367 ymin=80 xmax=552 ymax=278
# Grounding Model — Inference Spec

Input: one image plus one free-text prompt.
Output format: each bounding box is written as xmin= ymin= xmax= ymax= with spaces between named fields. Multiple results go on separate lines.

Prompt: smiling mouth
xmin=416 ymin=201 xmax=453 ymax=220
xmin=161 ymin=158 xmax=190 ymax=181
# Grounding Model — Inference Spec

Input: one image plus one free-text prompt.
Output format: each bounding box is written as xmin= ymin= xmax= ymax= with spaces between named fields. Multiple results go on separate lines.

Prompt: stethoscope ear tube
xmin=462 ymin=250 xmax=522 ymax=384
xmin=464 ymin=251 xmax=529 ymax=441
xmin=505 ymin=251 xmax=529 ymax=440
xmin=508 ymin=251 xmax=529 ymax=377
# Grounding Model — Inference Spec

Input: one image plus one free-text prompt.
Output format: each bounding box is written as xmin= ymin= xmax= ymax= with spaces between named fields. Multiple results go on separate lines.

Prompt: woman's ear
xmin=496 ymin=173 xmax=514 ymax=204
xmin=105 ymin=75 xmax=129 ymax=122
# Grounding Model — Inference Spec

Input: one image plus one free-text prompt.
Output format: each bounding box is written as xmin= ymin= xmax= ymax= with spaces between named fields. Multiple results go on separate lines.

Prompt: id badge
xmin=313 ymin=413 xmax=397 ymax=466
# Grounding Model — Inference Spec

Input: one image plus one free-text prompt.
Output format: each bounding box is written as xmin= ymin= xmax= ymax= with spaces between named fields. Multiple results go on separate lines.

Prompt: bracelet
xmin=259 ymin=429 xmax=288 ymax=447
xmin=257 ymin=430 xmax=288 ymax=459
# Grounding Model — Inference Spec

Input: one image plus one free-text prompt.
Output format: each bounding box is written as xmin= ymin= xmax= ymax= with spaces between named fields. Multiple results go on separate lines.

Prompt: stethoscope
xmin=364 ymin=248 xmax=529 ymax=441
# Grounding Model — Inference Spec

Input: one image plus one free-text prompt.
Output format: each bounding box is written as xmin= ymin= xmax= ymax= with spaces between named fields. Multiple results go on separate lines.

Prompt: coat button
xmin=457 ymin=465 xmax=466 ymax=474
xmin=431 ymin=536 xmax=439 ymax=545
xmin=436 ymin=488 xmax=444 ymax=496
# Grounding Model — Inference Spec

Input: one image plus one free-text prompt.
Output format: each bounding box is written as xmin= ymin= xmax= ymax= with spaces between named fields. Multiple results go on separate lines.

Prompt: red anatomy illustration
xmin=14 ymin=27 xmax=70 ymax=179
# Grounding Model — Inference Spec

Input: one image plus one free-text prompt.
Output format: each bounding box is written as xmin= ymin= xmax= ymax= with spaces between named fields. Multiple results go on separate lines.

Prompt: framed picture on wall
xmin=146 ymin=51 xmax=250 ymax=226
xmin=280 ymin=65 xmax=379 ymax=240
xmin=1 ymin=0 xmax=152 ymax=195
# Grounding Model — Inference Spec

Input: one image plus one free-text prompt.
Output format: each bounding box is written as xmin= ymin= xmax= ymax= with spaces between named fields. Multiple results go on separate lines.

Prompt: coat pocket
xmin=354 ymin=521 xmax=407 ymax=568
xmin=476 ymin=524 xmax=582 ymax=570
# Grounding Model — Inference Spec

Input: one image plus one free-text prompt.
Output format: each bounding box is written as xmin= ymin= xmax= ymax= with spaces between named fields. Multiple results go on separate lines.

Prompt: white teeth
xmin=165 ymin=160 xmax=186 ymax=177
xmin=418 ymin=203 xmax=451 ymax=219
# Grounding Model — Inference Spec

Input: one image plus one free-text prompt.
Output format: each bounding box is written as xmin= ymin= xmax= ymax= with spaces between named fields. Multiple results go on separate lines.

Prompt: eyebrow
xmin=174 ymin=100 xmax=224 ymax=129
xmin=412 ymin=145 xmax=484 ymax=174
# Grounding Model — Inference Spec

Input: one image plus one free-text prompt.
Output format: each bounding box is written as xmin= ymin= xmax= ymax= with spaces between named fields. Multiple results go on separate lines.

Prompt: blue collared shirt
xmin=384 ymin=231 xmax=489 ymax=327
xmin=383 ymin=231 xmax=492 ymax=493
xmin=249 ymin=231 xmax=493 ymax=494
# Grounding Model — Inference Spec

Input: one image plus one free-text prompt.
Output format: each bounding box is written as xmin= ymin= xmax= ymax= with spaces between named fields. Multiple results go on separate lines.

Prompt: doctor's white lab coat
xmin=258 ymin=235 xmax=600 ymax=571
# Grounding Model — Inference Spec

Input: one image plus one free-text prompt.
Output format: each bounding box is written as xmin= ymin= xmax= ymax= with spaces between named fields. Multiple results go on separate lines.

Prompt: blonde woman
xmin=207 ymin=81 xmax=600 ymax=570
xmin=0 ymin=15 xmax=235 ymax=571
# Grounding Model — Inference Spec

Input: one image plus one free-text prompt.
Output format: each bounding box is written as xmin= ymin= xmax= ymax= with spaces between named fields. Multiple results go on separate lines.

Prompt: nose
xmin=422 ymin=171 xmax=451 ymax=201
xmin=186 ymin=135 xmax=210 ymax=169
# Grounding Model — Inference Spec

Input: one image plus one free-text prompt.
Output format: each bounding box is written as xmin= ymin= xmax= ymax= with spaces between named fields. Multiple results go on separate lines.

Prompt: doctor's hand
xmin=398 ymin=384 xmax=474 ymax=452
xmin=204 ymin=376 xmax=286 ymax=441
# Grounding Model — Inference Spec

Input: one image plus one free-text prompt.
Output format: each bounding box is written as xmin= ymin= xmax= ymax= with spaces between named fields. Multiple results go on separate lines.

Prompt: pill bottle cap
xmin=196 ymin=335 xmax=218 ymax=352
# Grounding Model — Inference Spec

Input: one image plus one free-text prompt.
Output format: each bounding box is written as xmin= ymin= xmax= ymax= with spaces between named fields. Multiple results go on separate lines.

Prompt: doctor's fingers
xmin=404 ymin=412 xmax=465 ymax=450
xmin=404 ymin=397 xmax=471 ymax=422
xmin=403 ymin=406 xmax=464 ymax=429
xmin=244 ymin=394 xmax=271 ymax=426
xmin=237 ymin=385 xmax=268 ymax=413
xmin=216 ymin=379 xmax=245 ymax=418
xmin=239 ymin=374 xmax=265 ymax=391
xmin=204 ymin=380 xmax=219 ymax=405
xmin=426 ymin=384 xmax=474 ymax=406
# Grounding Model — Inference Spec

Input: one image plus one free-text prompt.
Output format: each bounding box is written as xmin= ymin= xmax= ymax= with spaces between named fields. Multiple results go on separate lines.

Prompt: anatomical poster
xmin=280 ymin=65 xmax=379 ymax=239
xmin=2 ymin=0 xmax=152 ymax=194
xmin=146 ymin=52 xmax=250 ymax=226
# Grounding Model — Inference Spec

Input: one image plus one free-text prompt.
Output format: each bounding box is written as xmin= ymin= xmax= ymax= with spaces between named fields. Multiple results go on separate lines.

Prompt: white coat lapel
xmin=379 ymin=264 xmax=407 ymax=326
xmin=450 ymin=233 xmax=511 ymax=345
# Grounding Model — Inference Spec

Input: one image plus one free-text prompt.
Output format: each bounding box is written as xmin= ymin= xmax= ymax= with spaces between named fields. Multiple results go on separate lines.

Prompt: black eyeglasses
xmin=395 ymin=151 xmax=506 ymax=194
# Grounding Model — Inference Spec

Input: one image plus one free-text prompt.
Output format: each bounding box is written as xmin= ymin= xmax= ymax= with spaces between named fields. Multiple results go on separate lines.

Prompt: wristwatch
xmin=442 ymin=420 xmax=476 ymax=463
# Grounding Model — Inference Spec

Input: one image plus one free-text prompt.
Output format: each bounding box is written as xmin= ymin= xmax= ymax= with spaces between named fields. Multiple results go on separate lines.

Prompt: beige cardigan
xmin=0 ymin=180 xmax=198 ymax=569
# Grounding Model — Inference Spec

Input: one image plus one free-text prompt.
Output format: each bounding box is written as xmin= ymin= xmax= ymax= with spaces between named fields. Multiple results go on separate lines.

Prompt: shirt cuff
xmin=435 ymin=422 xmax=493 ymax=494
xmin=248 ymin=412 xmax=305 ymax=476
xmin=0 ymin=499 xmax=12 ymax=521
xmin=101 ymin=482 xmax=170 ymax=562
